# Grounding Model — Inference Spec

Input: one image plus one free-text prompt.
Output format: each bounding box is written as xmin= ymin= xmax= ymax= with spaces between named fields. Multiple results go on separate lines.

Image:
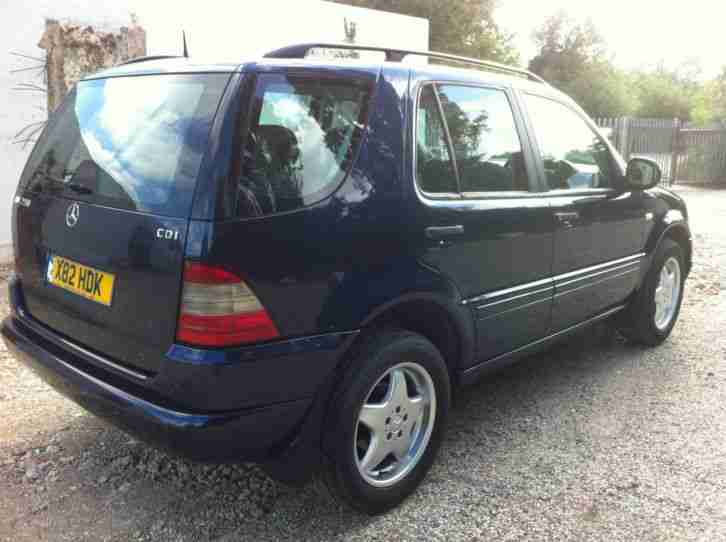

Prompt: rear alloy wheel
xmin=322 ymin=330 xmax=450 ymax=514
xmin=617 ymin=239 xmax=685 ymax=346
xmin=354 ymin=362 xmax=436 ymax=488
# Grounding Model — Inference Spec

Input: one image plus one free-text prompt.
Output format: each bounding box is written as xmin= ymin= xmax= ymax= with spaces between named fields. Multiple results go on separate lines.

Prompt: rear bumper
xmin=1 ymin=279 xmax=358 ymax=462
xmin=2 ymin=315 xmax=313 ymax=461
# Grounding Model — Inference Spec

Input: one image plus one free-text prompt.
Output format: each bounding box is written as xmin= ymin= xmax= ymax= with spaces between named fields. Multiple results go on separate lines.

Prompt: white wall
xmin=0 ymin=1 xmax=135 ymax=257
xmin=136 ymin=0 xmax=428 ymax=63
xmin=0 ymin=0 xmax=428 ymax=255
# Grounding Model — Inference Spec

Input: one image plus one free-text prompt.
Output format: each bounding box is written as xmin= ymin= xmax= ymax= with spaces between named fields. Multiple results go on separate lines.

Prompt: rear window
xmin=226 ymin=74 xmax=371 ymax=218
xmin=19 ymin=73 xmax=231 ymax=217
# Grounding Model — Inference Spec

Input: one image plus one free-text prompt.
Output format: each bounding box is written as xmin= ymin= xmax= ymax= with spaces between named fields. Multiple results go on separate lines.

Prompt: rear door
xmin=13 ymin=73 xmax=231 ymax=375
xmin=520 ymin=92 xmax=649 ymax=331
xmin=412 ymin=80 xmax=554 ymax=364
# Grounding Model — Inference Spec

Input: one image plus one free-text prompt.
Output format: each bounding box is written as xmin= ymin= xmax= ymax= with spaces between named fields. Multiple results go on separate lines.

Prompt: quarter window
xmin=231 ymin=74 xmax=370 ymax=218
xmin=523 ymin=94 xmax=613 ymax=190
xmin=436 ymin=85 xmax=530 ymax=193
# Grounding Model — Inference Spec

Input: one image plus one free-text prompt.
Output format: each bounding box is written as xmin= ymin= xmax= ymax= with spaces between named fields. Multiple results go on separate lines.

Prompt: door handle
xmin=554 ymin=212 xmax=579 ymax=227
xmin=425 ymin=225 xmax=465 ymax=240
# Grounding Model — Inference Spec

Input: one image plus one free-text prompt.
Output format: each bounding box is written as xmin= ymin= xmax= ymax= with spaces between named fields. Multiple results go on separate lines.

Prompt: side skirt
xmin=458 ymin=304 xmax=626 ymax=386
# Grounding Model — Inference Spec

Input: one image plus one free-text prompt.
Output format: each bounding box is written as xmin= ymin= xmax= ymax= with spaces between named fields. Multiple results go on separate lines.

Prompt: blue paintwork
xmin=167 ymin=330 xmax=358 ymax=366
xmin=4 ymin=56 xmax=692 ymax=475
xmin=2 ymin=312 xmax=310 ymax=461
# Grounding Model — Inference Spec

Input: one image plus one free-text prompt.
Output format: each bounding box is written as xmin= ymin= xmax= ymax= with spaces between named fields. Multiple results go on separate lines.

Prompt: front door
xmin=412 ymin=80 xmax=553 ymax=364
xmin=521 ymin=92 xmax=649 ymax=331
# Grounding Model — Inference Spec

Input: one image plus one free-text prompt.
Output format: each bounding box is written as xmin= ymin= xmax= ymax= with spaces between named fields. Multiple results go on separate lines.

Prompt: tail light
xmin=176 ymin=262 xmax=279 ymax=347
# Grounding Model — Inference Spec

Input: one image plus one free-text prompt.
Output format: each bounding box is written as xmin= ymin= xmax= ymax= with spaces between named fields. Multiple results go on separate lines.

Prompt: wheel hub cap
xmin=354 ymin=362 xmax=436 ymax=488
xmin=654 ymin=256 xmax=681 ymax=331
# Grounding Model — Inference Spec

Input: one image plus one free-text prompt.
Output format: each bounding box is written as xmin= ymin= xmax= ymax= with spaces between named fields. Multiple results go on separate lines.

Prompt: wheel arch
xmin=356 ymin=292 xmax=476 ymax=375
xmin=646 ymin=219 xmax=692 ymax=277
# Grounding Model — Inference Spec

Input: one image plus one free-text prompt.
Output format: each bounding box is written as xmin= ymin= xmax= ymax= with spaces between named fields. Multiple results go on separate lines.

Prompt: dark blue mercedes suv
xmin=2 ymin=44 xmax=691 ymax=514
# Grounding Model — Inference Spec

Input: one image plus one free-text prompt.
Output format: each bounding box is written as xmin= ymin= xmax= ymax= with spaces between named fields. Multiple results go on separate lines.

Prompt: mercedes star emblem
xmin=66 ymin=202 xmax=80 ymax=228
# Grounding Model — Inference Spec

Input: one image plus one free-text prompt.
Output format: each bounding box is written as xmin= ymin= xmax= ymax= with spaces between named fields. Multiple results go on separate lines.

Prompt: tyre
xmin=321 ymin=329 xmax=451 ymax=514
xmin=618 ymin=239 xmax=685 ymax=346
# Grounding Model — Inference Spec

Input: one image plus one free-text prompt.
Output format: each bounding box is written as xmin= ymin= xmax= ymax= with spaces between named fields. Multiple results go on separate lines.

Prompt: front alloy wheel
xmin=616 ymin=238 xmax=685 ymax=346
xmin=653 ymin=256 xmax=681 ymax=331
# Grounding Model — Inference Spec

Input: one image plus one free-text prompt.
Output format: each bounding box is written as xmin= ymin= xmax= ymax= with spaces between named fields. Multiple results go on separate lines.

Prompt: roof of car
xmin=82 ymin=54 xmax=571 ymax=105
xmin=86 ymin=56 xmax=533 ymax=84
xmin=405 ymin=60 xmax=551 ymax=92
xmin=83 ymin=57 xmax=243 ymax=80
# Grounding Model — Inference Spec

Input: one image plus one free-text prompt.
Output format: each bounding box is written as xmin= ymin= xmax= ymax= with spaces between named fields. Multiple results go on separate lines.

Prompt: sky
xmin=496 ymin=0 xmax=726 ymax=78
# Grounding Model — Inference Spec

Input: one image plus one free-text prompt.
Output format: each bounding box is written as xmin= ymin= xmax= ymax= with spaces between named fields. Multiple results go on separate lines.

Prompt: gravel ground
xmin=1 ymin=186 xmax=726 ymax=541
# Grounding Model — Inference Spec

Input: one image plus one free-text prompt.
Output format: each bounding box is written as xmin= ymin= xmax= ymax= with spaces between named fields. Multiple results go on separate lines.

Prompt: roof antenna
xmin=182 ymin=30 xmax=189 ymax=58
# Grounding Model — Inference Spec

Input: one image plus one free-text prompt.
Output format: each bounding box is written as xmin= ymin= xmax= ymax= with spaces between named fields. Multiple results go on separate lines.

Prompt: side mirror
xmin=625 ymin=157 xmax=661 ymax=190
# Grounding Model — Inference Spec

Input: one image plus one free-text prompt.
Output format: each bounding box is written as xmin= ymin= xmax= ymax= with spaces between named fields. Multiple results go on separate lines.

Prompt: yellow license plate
xmin=47 ymin=255 xmax=115 ymax=306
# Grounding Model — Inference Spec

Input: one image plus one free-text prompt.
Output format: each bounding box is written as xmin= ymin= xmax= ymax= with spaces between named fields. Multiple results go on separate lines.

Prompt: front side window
xmin=523 ymin=94 xmax=613 ymax=190
xmin=231 ymin=74 xmax=370 ymax=218
xmin=436 ymin=85 xmax=530 ymax=193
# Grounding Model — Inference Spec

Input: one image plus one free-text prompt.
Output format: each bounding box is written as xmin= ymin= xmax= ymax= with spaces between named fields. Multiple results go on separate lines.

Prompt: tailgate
xmin=11 ymin=72 xmax=232 ymax=374
xmin=14 ymin=196 xmax=187 ymax=374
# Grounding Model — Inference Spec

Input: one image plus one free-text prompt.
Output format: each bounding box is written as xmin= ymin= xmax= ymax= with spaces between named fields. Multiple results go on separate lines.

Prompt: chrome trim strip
xmin=555 ymin=260 xmax=642 ymax=291
xmin=477 ymin=295 xmax=552 ymax=320
xmin=545 ymin=188 xmax=614 ymax=197
xmin=475 ymin=285 xmax=552 ymax=310
xmin=463 ymin=276 xmax=553 ymax=306
xmin=463 ymin=252 xmax=645 ymax=307
xmin=554 ymin=267 xmax=640 ymax=298
xmin=552 ymin=253 xmax=645 ymax=283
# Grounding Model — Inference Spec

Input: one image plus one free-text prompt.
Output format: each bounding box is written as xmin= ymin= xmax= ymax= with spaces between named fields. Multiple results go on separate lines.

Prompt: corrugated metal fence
xmin=594 ymin=117 xmax=726 ymax=186
xmin=676 ymin=129 xmax=726 ymax=184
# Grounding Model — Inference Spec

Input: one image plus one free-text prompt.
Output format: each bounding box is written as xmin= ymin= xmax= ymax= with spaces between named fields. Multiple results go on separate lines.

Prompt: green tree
xmin=711 ymin=68 xmax=726 ymax=123
xmin=329 ymin=0 xmax=520 ymax=64
xmin=632 ymin=62 xmax=702 ymax=120
xmin=692 ymin=67 xmax=726 ymax=125
xmin=528 ymin=12 xmax=635 ymax=117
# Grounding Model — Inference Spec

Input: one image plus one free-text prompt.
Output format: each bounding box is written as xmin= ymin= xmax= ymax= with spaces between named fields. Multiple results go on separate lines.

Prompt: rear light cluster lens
xmin=176 ymin=262 xmax=279 ymax=347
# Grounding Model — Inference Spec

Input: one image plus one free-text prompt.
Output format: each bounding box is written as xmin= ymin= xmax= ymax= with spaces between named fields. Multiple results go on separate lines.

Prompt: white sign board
xmin=138 ymin=0 xmax=429 ymax=64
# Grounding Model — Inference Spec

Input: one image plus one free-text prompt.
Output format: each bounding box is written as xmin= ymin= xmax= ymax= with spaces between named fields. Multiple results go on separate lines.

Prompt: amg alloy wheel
xmin=617 ymin=239 xmax=685 ymax=346
xmin=321 ymin=330 xmax=450 ymax=514
xmin=354 ymin=362 xmax=437 ymax=488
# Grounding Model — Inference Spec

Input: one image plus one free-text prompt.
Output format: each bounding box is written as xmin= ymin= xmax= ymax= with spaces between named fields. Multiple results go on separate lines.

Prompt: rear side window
xmin=436 ymin=85 xmax=529 ymax=193
xmin=414 ymin=83 xmax=530 ymax=196
xmin=523 ymin=93 xmax=613 ymax=190
xmin=230 ymin=74 xmax=370 ymax=218
xmin=19 ymin=74 xmax=231 ymax=217
xmin=416 ymin=85 xmax=458 ymax=194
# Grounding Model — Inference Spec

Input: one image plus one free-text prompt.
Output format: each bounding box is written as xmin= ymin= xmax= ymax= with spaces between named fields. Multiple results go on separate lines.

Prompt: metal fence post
xmin=669 ymin=118 xmax=681 ymax=185
xmin=619 ymin=117 xmax=631 ymax=160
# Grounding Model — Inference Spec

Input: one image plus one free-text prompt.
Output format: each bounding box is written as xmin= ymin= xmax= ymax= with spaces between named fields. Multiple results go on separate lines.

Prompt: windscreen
xmin=18 ymin=73 xmax=231 ymax=217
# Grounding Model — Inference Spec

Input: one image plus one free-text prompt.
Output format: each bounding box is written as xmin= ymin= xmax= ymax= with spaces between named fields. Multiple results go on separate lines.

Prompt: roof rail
xmin=263 ymin=43 xmax=546 ymax=84
xmin=120 ymin=55 xmax=184 ymax=66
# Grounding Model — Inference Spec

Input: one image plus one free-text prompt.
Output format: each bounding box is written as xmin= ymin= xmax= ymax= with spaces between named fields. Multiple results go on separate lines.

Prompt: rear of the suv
xmin=3 ymin=58 xmax=390 ymax=469
xmin=13 ymin=71 xmax=230 ymax=377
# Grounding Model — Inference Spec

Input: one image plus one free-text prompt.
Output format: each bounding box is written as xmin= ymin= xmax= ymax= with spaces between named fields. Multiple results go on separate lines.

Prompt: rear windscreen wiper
xmin=31 ymin=172 xmax=95 ymax=195
xmin=66 ymin=182 xmax=93 ymax=195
